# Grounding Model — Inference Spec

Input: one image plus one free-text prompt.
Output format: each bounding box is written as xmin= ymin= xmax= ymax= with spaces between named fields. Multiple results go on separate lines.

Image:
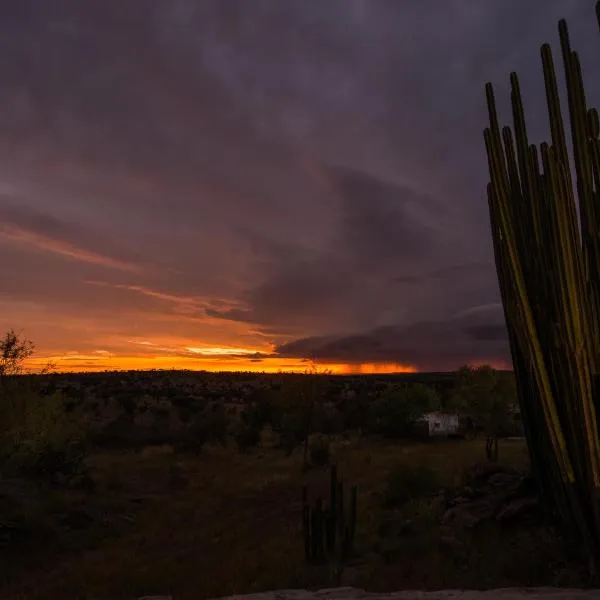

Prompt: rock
xmin=57 ymin=509 xmax=95 ymax=531
xmin=448 ymin=496 xmax=471 ymax=507
xmin=442 ymin=505 xmax=481 ymax=529
xmin=443 ymin=463 xmax=540 ymax=529
xmin=487 ymin=472 xmax=521 ymax=487
xmin=444 ymin=493 xmax=503 ymax=529
xmin=340 ymin=565 xmax=370 ymax=587
xmin=398 ymin=519 xmax=416 ymax=535
xmin=465 ymin=463 xmax=519 ymax=486
xmin=438 ymin=535 xmax=464 ymax=552
xmin=208 ymin=587 xmax=600 ymax=600
xmin=495 ymin=497 xmax=539 ymax=521
xmin=0 ymin=478 xmax=38 ymax=503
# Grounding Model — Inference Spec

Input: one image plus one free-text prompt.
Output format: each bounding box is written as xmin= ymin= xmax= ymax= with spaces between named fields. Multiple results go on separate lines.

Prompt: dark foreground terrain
xmin=0 ymin=370 xmax=586 ymax=599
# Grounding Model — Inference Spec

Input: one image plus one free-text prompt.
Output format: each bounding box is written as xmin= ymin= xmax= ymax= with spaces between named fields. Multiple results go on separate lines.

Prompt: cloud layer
xmin=0 ymin=0 xmax=597 ymax=371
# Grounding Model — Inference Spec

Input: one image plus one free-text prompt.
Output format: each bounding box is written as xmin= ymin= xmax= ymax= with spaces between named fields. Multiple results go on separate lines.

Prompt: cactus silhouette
xmin=301 ymin=464 xmax=357 ymax=567
xmin=484 ymin=0 xmax=600 ymax=572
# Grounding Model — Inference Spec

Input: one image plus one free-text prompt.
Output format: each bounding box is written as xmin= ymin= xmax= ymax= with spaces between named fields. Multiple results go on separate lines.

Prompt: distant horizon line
xmin=17 ymin=366 xmax=515 ymax=376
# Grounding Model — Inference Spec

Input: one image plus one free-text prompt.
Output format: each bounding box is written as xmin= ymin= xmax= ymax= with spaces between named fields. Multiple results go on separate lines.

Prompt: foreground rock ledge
xmin=206 ymin=587 xmax=600 ymax=600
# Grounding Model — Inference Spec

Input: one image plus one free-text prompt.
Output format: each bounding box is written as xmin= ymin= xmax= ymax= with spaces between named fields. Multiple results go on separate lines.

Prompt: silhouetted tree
xmin=0 ymin=329 xmax=34 ymax=379
xmin=448 ymin=365 xmax=517 ymax=460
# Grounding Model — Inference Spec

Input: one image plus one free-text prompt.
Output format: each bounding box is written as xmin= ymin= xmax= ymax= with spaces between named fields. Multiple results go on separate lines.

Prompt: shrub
xmin=340 ymin=392 xmax=371 ymax=433
xmin=150 ymin=399 xmax=172 ymax=419
xmin=383 ymin=464 xmax=441 ymax=508
xmin=234 ymin=422 xmax=261 ymax=453
xmin=203 ymin=404 xmax=229 ymax=446
xmin=178 ymin=404 xmax=229 ymax=453
xmin=0 ymin=383 xmax=88 ymax=485
xmin=371 ymin=383 xmax=441 ymax=439
xmin=115 ymin=393 xmax=137 ymax=417
xmin=313 ymin=404 xmax=343 ymax=435
xmin=94 ymin=413 xmax=134 ymax=448
xmin=178 ymin=413 xmax=208 ymax=453
xmin=277 ymin=413 xmax=304 ymax=455
xmin=243 ymin=391 xmax=281 ymax=429
xmin=309 ymin=436 xmax=330 ymax=467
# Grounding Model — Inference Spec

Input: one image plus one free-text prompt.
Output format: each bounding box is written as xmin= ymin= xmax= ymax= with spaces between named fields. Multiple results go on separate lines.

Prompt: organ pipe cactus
xmin=484 ymin=1 xmax=600 ymax=570
xmin=301 ymin=464 xmax=357 ymax=566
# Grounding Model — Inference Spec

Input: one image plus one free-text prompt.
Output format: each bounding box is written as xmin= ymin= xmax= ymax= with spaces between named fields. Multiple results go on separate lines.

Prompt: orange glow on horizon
xmin=24 ymin=353 xmax=418 ymax=375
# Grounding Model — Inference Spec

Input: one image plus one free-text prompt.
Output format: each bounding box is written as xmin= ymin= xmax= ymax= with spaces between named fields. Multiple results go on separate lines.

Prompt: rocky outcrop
xmin=208 ymin=587 xmax=600 ymax=600
xmin=442 ymin=462 xmax=539 ymax=529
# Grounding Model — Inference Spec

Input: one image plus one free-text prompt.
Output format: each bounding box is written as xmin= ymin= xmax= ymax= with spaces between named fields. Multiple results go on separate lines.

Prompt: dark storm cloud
xmin=327 ymin=165 xmax=441 ymax=265
xmin=207 ymin=163 xmax=453 ymax=338
xmin=0 ymin=0 xmax=596 ymax=367
xmin=276 ymin=303 xmax=511 ymax=371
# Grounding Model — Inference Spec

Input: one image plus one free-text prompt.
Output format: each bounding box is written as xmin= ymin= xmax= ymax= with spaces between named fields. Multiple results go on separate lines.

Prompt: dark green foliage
xmin=234 ymin=422 xmax=261 ymax=453
xmin=277 ymin=413 xmax=305 ymax=455
xmin=302 ymin=464 xmax=357 ymax=566
xmin=150 ymin=402 xmax=171 ymax=419
xmin=240 ymin=402 xmax=266 ymax=431
xmin=203 ymin=404 xmax=229 ymax=446
xmin=449 ymin=365 xmax=519 ymax=461
xmin=178 ymin=414 xmax=208 ymax=453
xmin=244 ymin=390 xmax=281 ymax=429
xmin=371 ymin=383 xmax=441 ymax=438
xmin=0 ymin=383 xmax=89 ymax=486
xmin=179 ymin=404 xmax=230 ymax=453
xmin=313 ymin=404 xmax=344 ymax=435
xmin=448 ymin=366 xmax=517 ymax=436
xmin=94 ymin=413 xmax=133 ymax=448
xmin=276 ymin=371 xmax=331 ymax=467
xmin=339 ymin=391 xmax=371 ymax=433
xmin=382 ymin=464 xmax=441 ymax=508
xmin=115 ymin=393 xmax=137 ymax=417
xmin=234 ymin=402 xmax=268 ymax=452
xmin=309 ymin=436 xmax=330 ymax=468
xmin=24 ymin=440 xmax=89 ymax=486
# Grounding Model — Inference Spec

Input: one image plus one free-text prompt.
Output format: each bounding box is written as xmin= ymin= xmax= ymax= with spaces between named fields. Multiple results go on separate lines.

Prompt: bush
xmin=178 ymin=413 xmax=208 ymax=453
xmin=383 ymin=464 xmax=441 ymax=508
xmin=309 ymin=436 xmax=330 ymax=467
xmin=277 ymin=413 xmax=304 ymax=456
xmin=0 ymin=383 xmax=88 ymax=485
xmin=115 ymin=393 xmax=137 ymax=417
xmin=203 ymin=404 xmax=229 ymax=445
xmin=234 ymin=422 xmax=261 ymax=453
xmin=94 ymin=413 xmax=134 ymax=448
xmin=340 ymin=392 xmax=371 ymax=433
xmin=243 ymin=391 xmax=280 ymax=430
xmin=371 ymin=383 xmax=441 ymax=439
xmin=178 ymin=405 xmax=229 ymax=453
xmin=313 ymin=405 xmax=343 ymax=435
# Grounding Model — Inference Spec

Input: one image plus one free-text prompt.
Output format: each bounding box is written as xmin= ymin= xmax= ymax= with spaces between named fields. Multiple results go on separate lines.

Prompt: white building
xmin=420 ymin=411 xmax=460 ymax=437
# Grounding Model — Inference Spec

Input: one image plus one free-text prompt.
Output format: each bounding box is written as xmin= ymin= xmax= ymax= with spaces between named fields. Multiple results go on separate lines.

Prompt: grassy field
xmin=0 ymin=435 xmax=586 ymax=600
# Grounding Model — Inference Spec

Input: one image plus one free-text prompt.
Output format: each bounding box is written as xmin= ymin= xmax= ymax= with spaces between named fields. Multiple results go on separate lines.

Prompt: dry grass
xmin=0 ymin=437 xmax=583 ymax=600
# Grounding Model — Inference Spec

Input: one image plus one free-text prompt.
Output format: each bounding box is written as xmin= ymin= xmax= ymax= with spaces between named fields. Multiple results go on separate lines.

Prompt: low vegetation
xmin=0 ymin=330 xmax=588 ymax=600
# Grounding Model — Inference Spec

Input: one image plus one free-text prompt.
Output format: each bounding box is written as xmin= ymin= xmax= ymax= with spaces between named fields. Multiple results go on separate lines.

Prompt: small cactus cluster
xmin=301 ymin=464 xmax=357 ymax=565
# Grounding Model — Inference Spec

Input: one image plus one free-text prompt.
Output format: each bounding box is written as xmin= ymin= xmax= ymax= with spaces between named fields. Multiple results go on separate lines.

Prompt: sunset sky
xmin=0 ymin=1 xmax=598 ymax=374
